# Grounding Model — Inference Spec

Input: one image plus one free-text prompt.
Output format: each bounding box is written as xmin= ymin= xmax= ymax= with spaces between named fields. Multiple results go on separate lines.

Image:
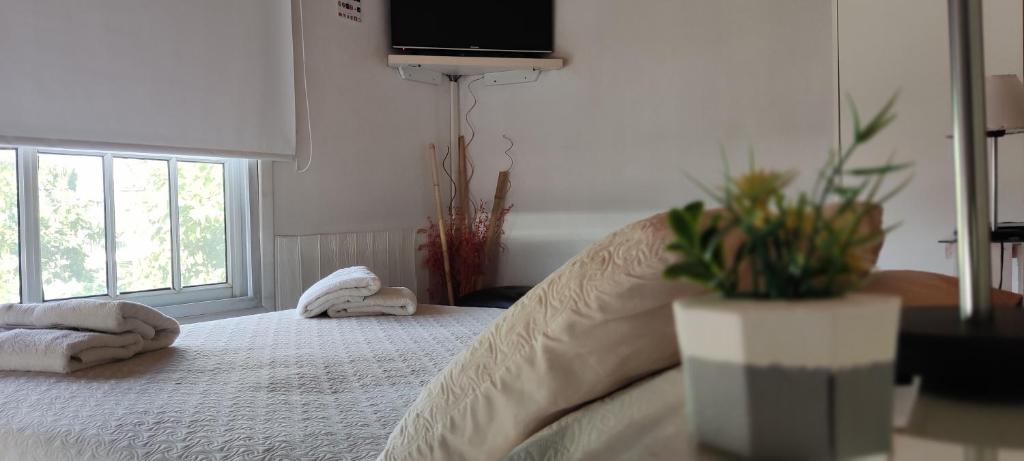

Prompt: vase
xmin=673 ymin=293 xmax=901 ymax=460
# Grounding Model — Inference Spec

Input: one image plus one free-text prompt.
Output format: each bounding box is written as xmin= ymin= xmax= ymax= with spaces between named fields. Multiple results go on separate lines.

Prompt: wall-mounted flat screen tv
xmin=390 ymin=1 xmax=553 ymax=55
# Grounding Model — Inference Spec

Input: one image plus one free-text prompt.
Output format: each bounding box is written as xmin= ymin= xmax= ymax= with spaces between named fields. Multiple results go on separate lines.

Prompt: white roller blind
xmin=0 ymin=0 xmax=295 ymax=160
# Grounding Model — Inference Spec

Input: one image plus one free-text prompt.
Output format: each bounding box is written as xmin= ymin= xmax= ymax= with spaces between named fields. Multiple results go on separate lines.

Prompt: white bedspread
xmin=0 ymin=305 xmax=502 ymax=461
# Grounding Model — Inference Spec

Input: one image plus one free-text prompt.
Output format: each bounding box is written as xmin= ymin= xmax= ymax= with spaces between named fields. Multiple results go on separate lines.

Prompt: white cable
xmin=295 ymin=0 xmax=314 ymax=173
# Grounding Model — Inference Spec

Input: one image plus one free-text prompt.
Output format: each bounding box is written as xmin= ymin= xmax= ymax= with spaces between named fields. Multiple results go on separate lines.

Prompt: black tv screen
xmin=390 ymin=1 xmax=553 ymax=55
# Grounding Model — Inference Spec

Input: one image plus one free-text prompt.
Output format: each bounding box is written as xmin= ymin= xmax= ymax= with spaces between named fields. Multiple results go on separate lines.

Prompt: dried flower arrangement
xmin=419 ymin=138 xmax=513 ymax=304
xmin=418 ymin=201 xmax=512 ymax=303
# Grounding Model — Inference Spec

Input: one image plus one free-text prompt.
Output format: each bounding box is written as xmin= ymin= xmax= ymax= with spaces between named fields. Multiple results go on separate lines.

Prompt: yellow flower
xmin=732 ymin=170 xmax=795 ymax=210
xmin=782 ymin=206 xmax=814 ymax=235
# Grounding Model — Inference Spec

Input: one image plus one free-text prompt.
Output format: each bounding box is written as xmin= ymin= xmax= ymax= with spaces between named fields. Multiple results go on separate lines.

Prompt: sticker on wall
xmin=338 ymin=0 xmax=362 ymax=23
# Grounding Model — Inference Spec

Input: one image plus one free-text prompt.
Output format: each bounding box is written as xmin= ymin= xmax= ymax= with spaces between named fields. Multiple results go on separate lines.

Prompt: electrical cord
xmin=462 ymin=76 xmax=484 ymax=207
xmin=464 ymin=76 xmax=484 ymax=151
xmin=501 ymin=134 xmax=514 ymax=196
xmin=295 ymin=0 xmax=314 ymax=173
xmin=501 ymin=134 xmax=515 ymax=172
xmin=441 ymin=145 xmax=456 ymax=217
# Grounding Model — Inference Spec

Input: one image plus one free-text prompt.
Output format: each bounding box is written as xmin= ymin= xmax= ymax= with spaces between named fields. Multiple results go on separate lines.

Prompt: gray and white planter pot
xmin=673 ymin=293 xmax=901 ymax=460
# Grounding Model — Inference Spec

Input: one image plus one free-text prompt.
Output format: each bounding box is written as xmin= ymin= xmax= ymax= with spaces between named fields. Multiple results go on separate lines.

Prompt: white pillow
xmin=379 ymin=212 xmax=703 ymax=460
xmin=502 ymin=366 xmax=687 ymax=461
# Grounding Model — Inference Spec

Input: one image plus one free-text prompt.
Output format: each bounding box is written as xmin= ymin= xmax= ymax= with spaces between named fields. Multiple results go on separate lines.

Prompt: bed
xmin=0 ymin=305 xmax=503 ymax=461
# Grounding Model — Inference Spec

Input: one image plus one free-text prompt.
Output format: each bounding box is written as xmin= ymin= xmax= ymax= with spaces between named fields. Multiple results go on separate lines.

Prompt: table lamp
xmin=896 ymin=1 xmax=1024 ymax=402
xmin=985 ymin=74 xmax=1024 ymax=229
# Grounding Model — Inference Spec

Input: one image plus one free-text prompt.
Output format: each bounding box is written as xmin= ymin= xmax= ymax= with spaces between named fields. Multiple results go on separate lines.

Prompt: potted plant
xmin=666 ymin=96 xmax=910 ymax=460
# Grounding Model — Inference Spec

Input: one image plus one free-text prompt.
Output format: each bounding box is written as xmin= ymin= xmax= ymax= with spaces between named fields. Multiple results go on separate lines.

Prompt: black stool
xmin=455 ymin=286 xmax=533 ymax=309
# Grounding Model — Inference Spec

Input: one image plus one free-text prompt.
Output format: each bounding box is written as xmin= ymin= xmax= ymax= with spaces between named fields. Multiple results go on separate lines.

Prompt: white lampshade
xmin=987 ymin=74 xmax=1024 ymax=131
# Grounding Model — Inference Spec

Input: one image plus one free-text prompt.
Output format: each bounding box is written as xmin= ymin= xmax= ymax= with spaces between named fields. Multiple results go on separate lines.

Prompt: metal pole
xmin=990 ymin=137 xmax=998 ymax=229
xmin=948 ymin=0 xmax=993 ymax=322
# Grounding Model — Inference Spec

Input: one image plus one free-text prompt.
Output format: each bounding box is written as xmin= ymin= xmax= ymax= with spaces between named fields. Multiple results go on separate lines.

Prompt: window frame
xmin=8 ymin=146 xmax=256 ymax=316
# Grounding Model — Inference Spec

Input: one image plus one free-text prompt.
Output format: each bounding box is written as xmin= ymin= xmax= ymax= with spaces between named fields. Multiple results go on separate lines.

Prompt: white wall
xmin=274 ymin=0 xmax=448 ymax=237
xmin=273 ymin=0 xmax=1020 ymax=290
xmin=460 ymin=0 xmax=836 ymax=285
xmin=838 ymin=0 xmax=1023 ymax=275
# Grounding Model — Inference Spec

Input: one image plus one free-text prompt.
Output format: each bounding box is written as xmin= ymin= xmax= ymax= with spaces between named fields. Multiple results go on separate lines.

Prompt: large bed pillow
xmin=378 ymin=212 xmax=704 ymax=460
xmin=502 ymin=366 xmax=687 ymax=461
xmin=860 ymin=270 xmax=1023 ymax=307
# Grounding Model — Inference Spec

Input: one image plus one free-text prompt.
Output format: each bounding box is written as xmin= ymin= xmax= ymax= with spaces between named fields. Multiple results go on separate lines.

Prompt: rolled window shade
xmin=0 ymin=0 xmax=296 ymax=160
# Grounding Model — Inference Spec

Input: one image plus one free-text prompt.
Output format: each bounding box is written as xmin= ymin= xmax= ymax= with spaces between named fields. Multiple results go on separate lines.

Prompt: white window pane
xmin=39 ymin=154 xmax=107 ymax=300
xmin=0 ymin=150 xmax=19 ymax=303
xmin=114 ymin=158 xmax=171 ymax=293
xmin=177 ymin=162 xmax=226 ymax=287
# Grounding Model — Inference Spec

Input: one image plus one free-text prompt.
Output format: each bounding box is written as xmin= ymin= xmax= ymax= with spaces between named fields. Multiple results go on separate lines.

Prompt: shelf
xmin=387 ymin=54 xmax=564 ymax=77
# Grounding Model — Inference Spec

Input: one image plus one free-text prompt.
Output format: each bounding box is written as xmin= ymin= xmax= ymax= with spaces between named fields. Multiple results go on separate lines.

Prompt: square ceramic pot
xmin=673 ymin=293 xmax=901 ymax=460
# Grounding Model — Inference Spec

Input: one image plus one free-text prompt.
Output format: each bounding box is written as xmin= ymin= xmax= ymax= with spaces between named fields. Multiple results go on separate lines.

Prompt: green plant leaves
xmin=850 ymin=93 xmax=898 ymax=144
xmin=667 ymin=207 xmax=694 ymax=244
xmin=664 ymin=260 xmax=713 ymax=281
xmin=845 ymin=162 xmax=911 ymax=176
xmin=665 ymin=93 xmax=909 ymax=299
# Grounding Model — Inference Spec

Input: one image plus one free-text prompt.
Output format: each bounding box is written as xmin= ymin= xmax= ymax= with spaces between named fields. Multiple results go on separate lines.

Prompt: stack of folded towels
xmin=0 ymin=299 xmax=180 ymax=374
xmin=297 ymin=266 xmax=418 ymax=318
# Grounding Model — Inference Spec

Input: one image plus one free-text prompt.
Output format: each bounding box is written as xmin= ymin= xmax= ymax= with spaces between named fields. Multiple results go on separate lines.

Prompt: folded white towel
xmin=326 ymin=287 xmax=418 ymax=318
xmin=0 ymin=328 xmax=147 ymax=373
xmin=297 ymin=266 xmax=382 ymax=318
xmin=0 ymin=299 xmax=179 ymax=353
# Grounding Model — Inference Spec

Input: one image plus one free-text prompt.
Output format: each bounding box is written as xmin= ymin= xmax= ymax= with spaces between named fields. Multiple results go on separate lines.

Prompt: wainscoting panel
xmin=275 ymin=229 xmax=420 ymax=310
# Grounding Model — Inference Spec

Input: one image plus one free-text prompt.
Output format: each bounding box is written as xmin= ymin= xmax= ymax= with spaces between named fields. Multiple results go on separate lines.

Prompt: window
xmin=0 ymin=150 xmax=18 ymax=303
xmin=3 ymin=147 xmax=252 ymax=312
xmin=38 ymin=153 xmax=107 ymax=299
